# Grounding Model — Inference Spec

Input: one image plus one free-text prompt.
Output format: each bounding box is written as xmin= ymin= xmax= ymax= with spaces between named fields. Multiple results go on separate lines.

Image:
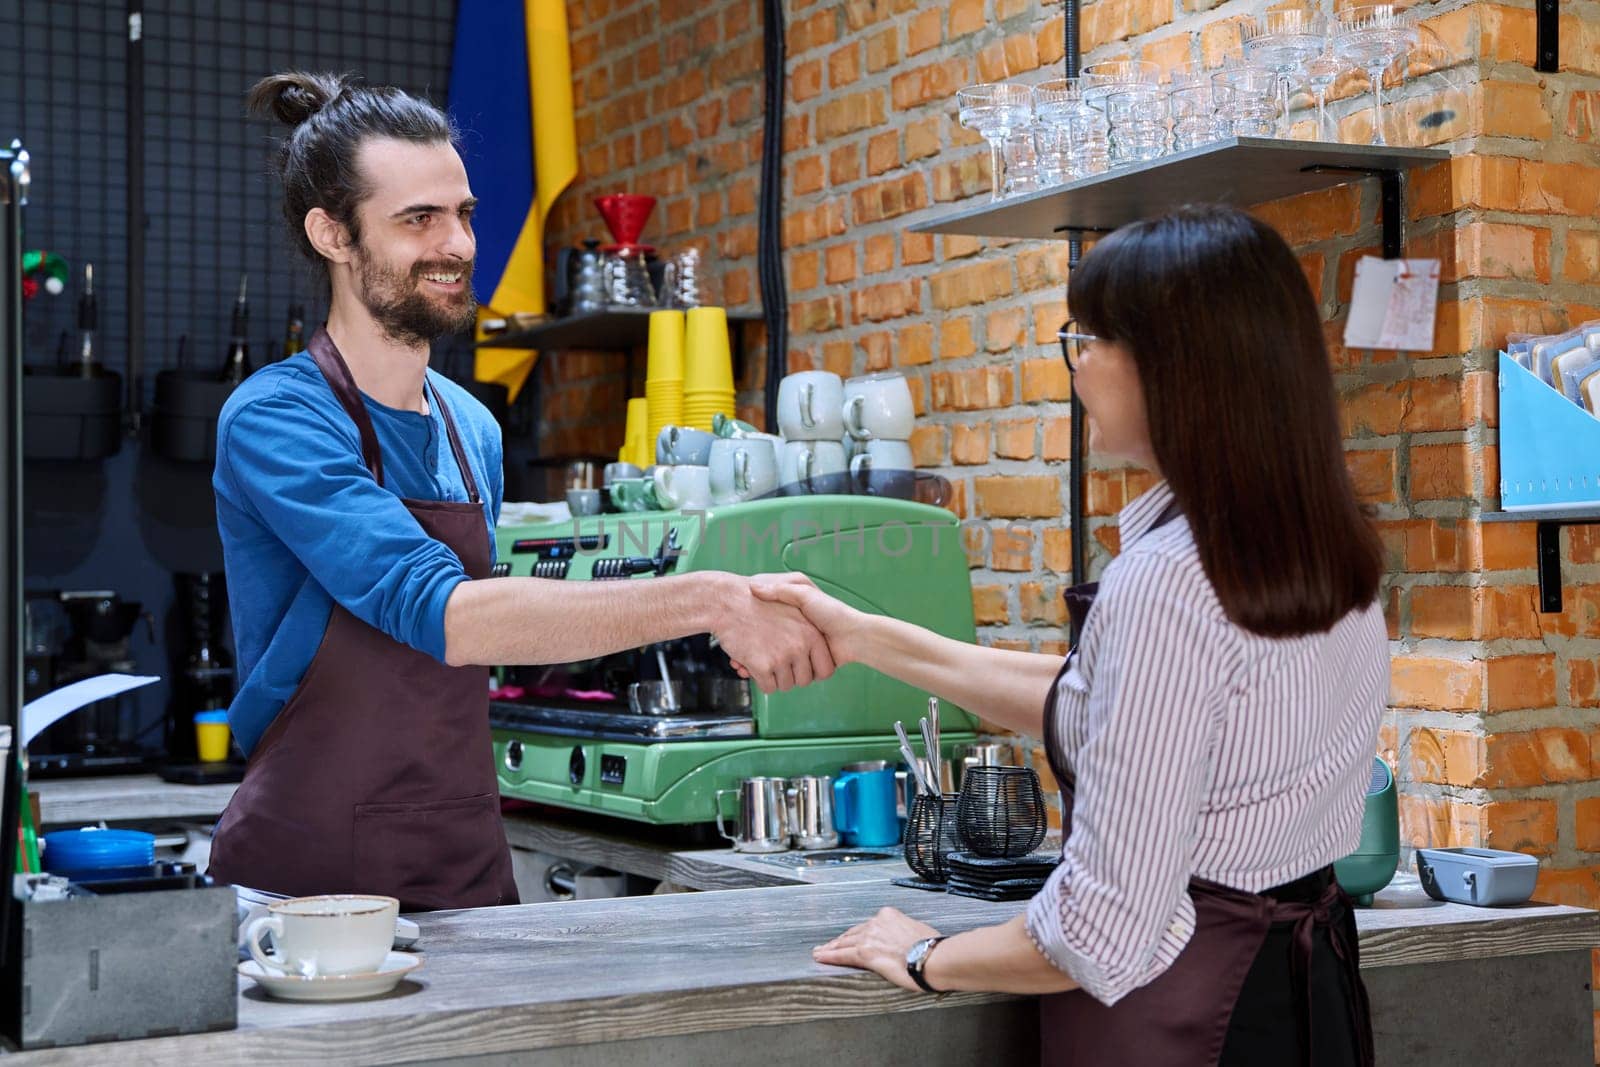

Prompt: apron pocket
xmin=353 ymin=793 xmax=506 ymax=911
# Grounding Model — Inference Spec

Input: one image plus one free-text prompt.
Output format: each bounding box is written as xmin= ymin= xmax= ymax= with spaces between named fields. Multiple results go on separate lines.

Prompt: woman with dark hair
xmin=750 ymin=205 xmax=1385 ymax=1065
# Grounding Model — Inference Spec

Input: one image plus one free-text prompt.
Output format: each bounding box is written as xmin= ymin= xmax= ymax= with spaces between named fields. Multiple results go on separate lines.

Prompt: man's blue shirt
xmin=213 ymin=351 xmax=502 ymax=755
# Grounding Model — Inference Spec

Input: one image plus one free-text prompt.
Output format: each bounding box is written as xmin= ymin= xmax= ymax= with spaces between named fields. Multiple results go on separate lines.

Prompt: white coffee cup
xmin=842 ymin=372 xmax=914 ymax=441
xmin=652 ymin=463 xmax=713 ymax=510
xmin=777 ymin=371 xmax=845 ymax=440
xmin=709 ymin=435 xmax=779 ymax=504
xmin=245 ymin=894 xmax=398 ymax=977
xmin=849 ymin=439 xmax=914 ymax=472
xmin=780 ymin=439 xmax=848 ymax=486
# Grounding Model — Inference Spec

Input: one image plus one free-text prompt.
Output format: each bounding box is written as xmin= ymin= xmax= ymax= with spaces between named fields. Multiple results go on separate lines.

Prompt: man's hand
xmin=812 ymin=907 xmax=942 ymax=992
xmin=711 ymin=576 xmax=836 ymax=694
xmin=748 ymin=573 xmax=865 ymax=668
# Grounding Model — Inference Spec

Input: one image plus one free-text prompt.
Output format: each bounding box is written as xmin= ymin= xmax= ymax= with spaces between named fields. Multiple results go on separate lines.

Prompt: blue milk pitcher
xmin=833 ymin=761 xmax=900 ymax=848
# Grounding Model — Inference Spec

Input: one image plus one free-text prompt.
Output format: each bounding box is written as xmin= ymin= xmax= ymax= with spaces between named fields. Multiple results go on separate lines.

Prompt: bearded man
xmin=207 ymin=72 xmax=832 ymax=910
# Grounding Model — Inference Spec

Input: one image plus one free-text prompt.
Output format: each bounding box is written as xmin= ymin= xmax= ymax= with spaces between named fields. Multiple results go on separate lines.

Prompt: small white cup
xmin=709 ymin=435 xmax=780 ymax=504
xmin=849 ymin=439 xmax=914 ymax=472
xmin=652 ymin=463 xmax=713 ymax=510
xmin=842 ymin=372 xmax=914 ymax=441
xmin=245 ymin=894 xmax=398 ymax=978
xmin=780 ymin=439 xmax=848 ymax=487
xmin=777 ymin=371 xmax=845 ymax=441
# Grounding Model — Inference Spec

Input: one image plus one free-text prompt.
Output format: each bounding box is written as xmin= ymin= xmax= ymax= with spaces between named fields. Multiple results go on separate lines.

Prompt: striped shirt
xmin=1024 ymin=480 xmax=1387 ymax=1006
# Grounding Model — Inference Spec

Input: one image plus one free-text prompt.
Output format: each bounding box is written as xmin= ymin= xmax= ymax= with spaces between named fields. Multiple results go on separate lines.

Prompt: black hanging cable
xmin=1065 ymin=0 xmax=1088 ymax=602
xmin=757 ymin=0 xmax=788 ymax=432
xmin=0 ymin=140 xmax=28 ymax=1013
xmin=125 ymin=1 xmax=145 ymax=432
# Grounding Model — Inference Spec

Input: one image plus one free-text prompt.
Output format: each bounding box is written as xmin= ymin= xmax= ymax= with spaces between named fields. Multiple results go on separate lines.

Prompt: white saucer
xmin=239 ymin=951 xmax=422 ymax=1002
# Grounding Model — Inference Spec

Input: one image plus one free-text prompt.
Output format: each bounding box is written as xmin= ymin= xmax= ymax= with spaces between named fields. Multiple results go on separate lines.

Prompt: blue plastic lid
xmin=42 ymin=828 xmax=156 ymax=874
xmin=194 ymin=710 xmax=229 ymax=724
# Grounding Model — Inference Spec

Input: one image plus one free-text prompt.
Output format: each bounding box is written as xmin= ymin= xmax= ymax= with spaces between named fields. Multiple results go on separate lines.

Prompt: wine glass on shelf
xmin=1302 ymin=49 xmax=1345 ymax=142
xmin=1334 ymin=4 xmax=1419 ymax=146
xmin=957 ymin=83 xmax=1035 ymax=202
xmin=1243 ymin=9 xmax=1328 ymax=138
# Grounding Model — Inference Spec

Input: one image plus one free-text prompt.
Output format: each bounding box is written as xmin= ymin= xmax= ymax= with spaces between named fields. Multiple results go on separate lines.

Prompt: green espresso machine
xmin=489 ymin=495 xmax=979 ymax=829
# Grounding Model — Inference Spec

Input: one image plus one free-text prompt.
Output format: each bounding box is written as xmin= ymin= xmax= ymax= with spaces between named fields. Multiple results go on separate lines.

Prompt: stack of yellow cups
xmin=621 ymin=397 xmax=650 ymax=468
xmin=681 ymin=307 xmax=736 ymax=432
xmin=644 ymin=310 xmax=686 ymax=456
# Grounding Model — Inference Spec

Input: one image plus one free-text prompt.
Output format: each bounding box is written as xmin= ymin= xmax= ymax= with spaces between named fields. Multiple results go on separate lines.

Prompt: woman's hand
xmin=812 ymin=906 xmax=942 ymax=992
xmin=747 ymin=573 xmax=866 ymax=668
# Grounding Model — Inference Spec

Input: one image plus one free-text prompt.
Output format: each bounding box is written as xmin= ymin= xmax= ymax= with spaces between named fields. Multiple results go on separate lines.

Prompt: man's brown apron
xmin=1036 ymin=574 xmax=1374 ymax=1066
xmin=207 ymin=328 xmax=518 ymax=912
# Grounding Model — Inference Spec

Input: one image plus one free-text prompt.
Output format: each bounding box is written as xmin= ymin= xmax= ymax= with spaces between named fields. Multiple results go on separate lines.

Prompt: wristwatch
xmin=905 ymin=935 xmax=949 ymax=993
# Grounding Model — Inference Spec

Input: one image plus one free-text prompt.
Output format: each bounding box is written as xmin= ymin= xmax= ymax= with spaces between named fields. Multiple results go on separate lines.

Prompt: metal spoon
xmin=895 ymin=721 xmax=932 ymax=795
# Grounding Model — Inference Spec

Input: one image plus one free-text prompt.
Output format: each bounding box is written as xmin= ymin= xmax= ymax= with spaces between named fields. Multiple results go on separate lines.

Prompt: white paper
xmin=21 ymin=674 xmax=160 ymax=746
xmin=1343 ymin=257 xmax=1440 ymax=352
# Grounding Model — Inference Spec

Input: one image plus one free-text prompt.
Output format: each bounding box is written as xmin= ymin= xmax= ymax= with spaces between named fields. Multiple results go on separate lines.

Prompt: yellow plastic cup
xmin=623 ymin=396 xmax=649 ymax=463
xmin=683 ymin=307 xmax=734 ymax=393
xmin=646 ymin=309 xmax=686 ymax=382
xmin=194 ymin=711 xmax=231 ymax=763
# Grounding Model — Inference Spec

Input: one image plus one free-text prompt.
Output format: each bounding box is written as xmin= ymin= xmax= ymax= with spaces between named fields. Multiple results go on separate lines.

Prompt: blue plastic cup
xmin=833 ymin=765 xmax=900 ymax=848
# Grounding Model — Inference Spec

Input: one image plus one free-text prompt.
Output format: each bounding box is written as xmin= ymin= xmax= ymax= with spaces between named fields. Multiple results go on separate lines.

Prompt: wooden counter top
xmin=8 ymin=872 xmax=1598 ymax=1065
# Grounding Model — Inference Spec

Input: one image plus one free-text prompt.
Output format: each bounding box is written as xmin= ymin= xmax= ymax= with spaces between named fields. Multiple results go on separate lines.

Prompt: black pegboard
xmin=0 ymin=0 xmax=457 ymax=394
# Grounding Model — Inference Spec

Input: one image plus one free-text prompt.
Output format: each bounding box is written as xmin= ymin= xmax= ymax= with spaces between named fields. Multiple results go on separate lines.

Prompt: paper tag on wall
xmin=1343 ymin=257 xmax=1441 ymax=352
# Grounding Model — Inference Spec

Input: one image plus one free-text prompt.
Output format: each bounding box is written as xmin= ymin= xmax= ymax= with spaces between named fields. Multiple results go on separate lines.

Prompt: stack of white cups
xmin=842 ymin=371 xmax=915 ymax=494
xmin=777 ymin=371 xmax=849 ymax=492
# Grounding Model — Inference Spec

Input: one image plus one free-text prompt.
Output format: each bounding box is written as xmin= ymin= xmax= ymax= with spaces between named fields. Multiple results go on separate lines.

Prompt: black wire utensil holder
xmin=956 ymin=765 xmax=1047 ymax=859
xmin=902 ymin=792 xmax=962 ymax=886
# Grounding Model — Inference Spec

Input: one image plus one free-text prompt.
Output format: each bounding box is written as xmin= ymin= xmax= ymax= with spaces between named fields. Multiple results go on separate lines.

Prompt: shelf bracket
xmin=1301 ymin=164 xmax=1405 ymax=259
xmin=1536 ymin=0 xmax=1559 ymax=73
xmin=1537 ymin=521 xmax=1564 ymax=613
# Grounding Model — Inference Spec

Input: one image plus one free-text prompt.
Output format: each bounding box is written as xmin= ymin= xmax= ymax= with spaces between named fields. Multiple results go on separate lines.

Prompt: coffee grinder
xmin=25 ymin=590 xmax=158 ymax=776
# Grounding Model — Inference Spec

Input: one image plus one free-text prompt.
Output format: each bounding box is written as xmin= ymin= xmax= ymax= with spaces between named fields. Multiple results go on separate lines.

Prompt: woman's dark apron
xmin=207 ymin=328 xmax=519 ymax=912
xmin=1036 ymin=570 xmax=1373 ymax=1066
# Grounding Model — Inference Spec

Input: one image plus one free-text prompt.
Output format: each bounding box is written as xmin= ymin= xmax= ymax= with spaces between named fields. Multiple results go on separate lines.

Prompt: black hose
xmin=758 ymin=0 xmax=787 ymax=433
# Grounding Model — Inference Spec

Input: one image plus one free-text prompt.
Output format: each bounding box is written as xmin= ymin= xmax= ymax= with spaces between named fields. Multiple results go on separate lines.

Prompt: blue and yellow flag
xmin=449 ymin=0 xmax=577 ymax=401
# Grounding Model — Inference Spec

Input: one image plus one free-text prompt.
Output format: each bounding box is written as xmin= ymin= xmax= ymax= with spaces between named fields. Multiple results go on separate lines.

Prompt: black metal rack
xmin=1481 ymin=507 xmax=1600 ymax=613
xmin=477 ymin=307 xmax=762 ymax=359
xmin=477 ymin=308 xmax=763 ymax=454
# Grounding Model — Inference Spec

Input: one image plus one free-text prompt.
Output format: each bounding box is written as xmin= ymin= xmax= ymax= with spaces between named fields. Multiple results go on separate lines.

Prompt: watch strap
xmin=906 ymin=935 xmax=949 ymax=993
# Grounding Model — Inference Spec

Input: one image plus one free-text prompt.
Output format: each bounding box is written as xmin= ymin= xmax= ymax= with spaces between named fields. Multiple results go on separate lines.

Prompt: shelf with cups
xmin=1480 ymin=507 xmax=1600 ymax=614
xmin=909 ymin=136 xmax=1447 ymax=259
xmin=475 ymin=307 xmax=764 ymax=357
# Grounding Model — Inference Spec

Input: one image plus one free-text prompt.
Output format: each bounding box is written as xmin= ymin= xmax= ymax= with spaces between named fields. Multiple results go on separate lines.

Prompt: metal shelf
xmin=477 ymin=308 xmax=763 ymax=352
xmin=909 ymin=137 xmax=1448 ymax=256
xmin=1480 ymin=508 xmax=1600 ymax=524
xmin=1481 ymin=508 xmax=1600 ymax=613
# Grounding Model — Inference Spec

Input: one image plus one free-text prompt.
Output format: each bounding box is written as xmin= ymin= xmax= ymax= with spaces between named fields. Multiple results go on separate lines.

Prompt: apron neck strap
xmin=427 ymin=377 xmax=481 ymax=505
xmin=306 ymin=327 xmax=480 ymax=505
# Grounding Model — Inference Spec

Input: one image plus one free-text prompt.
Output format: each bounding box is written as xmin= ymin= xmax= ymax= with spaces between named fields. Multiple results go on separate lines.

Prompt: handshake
xmin=709 ymin=573 xmax=864 ymax=695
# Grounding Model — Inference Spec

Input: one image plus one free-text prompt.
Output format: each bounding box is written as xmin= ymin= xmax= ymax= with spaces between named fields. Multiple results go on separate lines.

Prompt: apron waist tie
xmin=1271 ymin=878 xmax=1375 ymax=1067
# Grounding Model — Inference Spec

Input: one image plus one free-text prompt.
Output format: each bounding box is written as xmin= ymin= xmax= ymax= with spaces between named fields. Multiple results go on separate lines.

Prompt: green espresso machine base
xmin=494 ymin=732 xmax=978 ymax=824
xmin=490 ymin=495 xmax=981 ymax=827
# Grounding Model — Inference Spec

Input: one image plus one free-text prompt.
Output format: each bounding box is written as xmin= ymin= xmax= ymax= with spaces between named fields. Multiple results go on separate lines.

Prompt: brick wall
xmin=547 ymin=0 xmax=1600 ymax=1044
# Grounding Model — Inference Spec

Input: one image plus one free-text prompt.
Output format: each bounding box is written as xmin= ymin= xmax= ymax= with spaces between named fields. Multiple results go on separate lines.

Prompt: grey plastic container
xmin=1416 ymin=846 xmax=1539 ymax=907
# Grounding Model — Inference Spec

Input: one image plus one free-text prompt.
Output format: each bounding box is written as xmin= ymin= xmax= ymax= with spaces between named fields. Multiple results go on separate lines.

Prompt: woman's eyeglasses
xmin=1057 ymin=321 xmax=1099 ymax=370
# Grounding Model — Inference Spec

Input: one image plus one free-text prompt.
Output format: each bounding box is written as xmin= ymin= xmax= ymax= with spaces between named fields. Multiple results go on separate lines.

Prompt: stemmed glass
xmin=1334 ymin=5 xmax=1418 ymax=146
xmin=1302 ymin=50 xmax=1345 ymax=142
xmin=1079 ymin=59 xmax=1161 ymax=110
xmin=957 ymin=84 xmax=1035 ymax=201
xmin=1243 ymin=10 xmax=1328 ymax=138
xmin=1035 ymin=78 xmax=1108 ymax=179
